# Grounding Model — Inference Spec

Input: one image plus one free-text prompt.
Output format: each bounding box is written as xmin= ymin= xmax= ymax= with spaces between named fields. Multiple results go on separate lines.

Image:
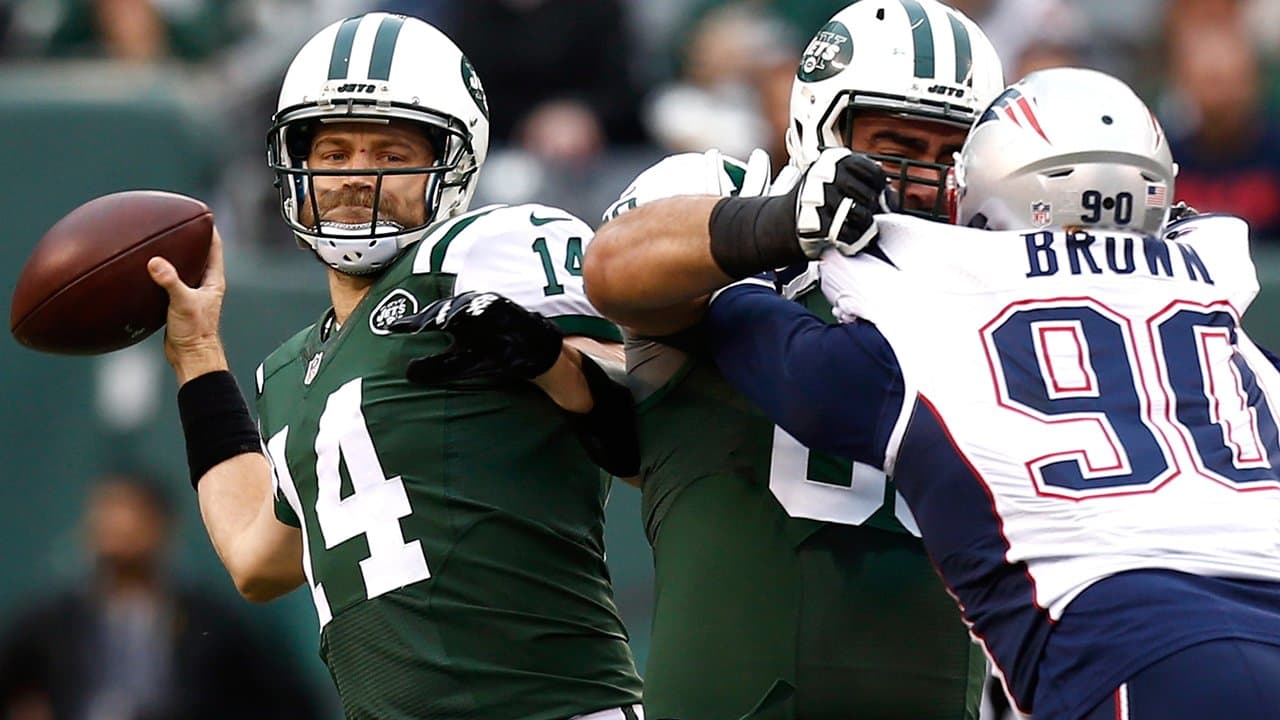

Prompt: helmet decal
xmin=798 ymin=21 xmax=853 ymax=82
xmin=368 ymin=14 xmax=406 ymax=80
xmin=461 ymin=56 xmax=489 ymax=120
xmin=900 ymin=0 xmax=936 ymax=78
xmin=978 ymin=88 xmax=1051 ymax=144
xmin=327 ymin=16 xmax=361 ymax=80
xmin=945 ymin=11 xmax=973 ymax=86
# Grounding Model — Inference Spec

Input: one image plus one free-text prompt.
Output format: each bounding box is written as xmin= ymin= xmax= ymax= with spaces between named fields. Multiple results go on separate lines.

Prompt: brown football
xmin=10 ymin=190 xmax=213 ymax=355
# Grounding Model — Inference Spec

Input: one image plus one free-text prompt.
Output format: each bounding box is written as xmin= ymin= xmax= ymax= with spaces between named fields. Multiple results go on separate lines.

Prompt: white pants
xmin=572 ymin=704 xmax=644 ymax=720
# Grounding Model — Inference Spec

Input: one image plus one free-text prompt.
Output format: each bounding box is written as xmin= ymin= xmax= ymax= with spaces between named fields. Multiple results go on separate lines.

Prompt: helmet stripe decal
xmin=900 ymin=0 xmax=936 ymax=79
xmin=367 ymin=14 xmax=406 ymax=81
xmin=947 ymin=12 xmax=973 ymax=86
xmin=327 ymin=16 xmax=362 ymax=80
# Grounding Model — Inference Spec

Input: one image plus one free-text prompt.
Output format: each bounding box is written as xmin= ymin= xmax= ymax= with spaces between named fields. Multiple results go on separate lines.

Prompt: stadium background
xmin=1 ymin=0 xmax=1277 ymax=714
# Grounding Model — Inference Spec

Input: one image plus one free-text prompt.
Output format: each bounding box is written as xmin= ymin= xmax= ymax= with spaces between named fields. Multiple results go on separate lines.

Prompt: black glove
xmin=792 ymin=148 xmax=892 ymax=257
xmin=389 ymin=291 xmax=563 ymax=385
xmin=708 ymin=149 xmax=890 ymax=279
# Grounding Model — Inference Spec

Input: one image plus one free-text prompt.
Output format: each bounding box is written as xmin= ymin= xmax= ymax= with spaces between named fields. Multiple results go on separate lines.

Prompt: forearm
xmin=197 ymin=454 xmax=304 ymax=601
xmin=532 ymin=345 xmax=593 ymax=413
xmin=532 ymin=339 xmax=640 ymax=477
xmin=585 ymin=196 xmax=728 ymax=334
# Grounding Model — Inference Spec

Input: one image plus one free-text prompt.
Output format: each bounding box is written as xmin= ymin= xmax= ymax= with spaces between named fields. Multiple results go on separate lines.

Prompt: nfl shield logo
xmin=1031 ymin=201 xmax=1053 ymax=227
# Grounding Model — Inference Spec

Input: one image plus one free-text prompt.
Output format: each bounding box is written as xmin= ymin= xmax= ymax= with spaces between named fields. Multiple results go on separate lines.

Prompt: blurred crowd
xmin=1 ymin=0 xmax=1278 ymax=241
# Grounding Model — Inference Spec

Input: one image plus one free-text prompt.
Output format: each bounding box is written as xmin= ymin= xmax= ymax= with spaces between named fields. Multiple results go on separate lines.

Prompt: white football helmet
xmin=952 ymin=67 xmax=1177 ymax=235
xmin=787 ymin=0 xmax=1004 ymax=219
xmin=267 ymin=13 xmax=491 ymax=274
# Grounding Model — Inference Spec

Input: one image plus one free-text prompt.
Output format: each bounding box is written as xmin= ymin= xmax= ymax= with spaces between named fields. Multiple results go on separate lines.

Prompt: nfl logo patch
xmin=1031 ymin=201 xmax=1052 ymax=227
xmin=303 ymin=352 xmax=323 ymax=386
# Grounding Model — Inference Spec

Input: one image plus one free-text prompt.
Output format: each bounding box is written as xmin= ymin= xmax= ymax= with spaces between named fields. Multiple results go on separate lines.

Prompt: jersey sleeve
xmin=601 ymin=149 xmax=755 ymax=223
xmin=414 ymin=204 xmax=621 ymax=342
xmin=704 ymin=284 xmax=905 ymax=467
xmin=254 ymin=360 xmax=301 ymax=528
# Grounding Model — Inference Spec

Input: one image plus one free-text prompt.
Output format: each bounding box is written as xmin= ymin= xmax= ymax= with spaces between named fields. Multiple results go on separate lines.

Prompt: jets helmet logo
xmin=798 ymin=21 xmax=853 ymax=82
xmin=370 ymin=289 xmax=420 ymax=336
xmin=461 ymin=55 xmax=489 ymax=120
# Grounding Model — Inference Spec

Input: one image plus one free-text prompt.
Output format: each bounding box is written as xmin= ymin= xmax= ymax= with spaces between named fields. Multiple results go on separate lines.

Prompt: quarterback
xmin=586 ymin=1 xmax=1001 ymax=717
xmin=706 ymin=69 xmax=1280 ymax=720
xmin=147 ymin=13 xmax=643 ymax=720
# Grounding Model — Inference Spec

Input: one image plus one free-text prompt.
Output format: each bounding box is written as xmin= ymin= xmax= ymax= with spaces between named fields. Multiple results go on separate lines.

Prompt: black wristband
xmin=565 ymin=355 xmax=640 ymax=477
xmin=707 ymin=194 xmax=807 ymax=279
xmin=177 ymin=370 xmax=263 ymax=489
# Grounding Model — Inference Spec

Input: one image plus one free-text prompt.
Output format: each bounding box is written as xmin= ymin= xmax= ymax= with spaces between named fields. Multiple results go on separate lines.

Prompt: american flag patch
xmin=1146 ymin=184 xmax=1167 ymax=207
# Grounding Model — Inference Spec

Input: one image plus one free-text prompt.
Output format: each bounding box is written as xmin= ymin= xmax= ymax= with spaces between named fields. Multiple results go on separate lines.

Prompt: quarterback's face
xmin=301 ymin=120 xmax=436 ymax=229
xmin=847 ymin=112 xmax=967 ymax=214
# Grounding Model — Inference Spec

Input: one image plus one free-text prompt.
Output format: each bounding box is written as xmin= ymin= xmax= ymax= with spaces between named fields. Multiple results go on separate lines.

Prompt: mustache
xmin=299 ymin=186 xmax=423 ymax=228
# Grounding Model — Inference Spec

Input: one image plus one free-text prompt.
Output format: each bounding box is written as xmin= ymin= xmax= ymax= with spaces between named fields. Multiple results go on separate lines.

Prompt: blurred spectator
xmin=646 ymin=5 xmax=797 ymax=161
xmin=7 ymin=0 xmax=246 ymax=62
xmin=1161 ymin=7 xmax=1280 ymax=242
xmin=0 ymin=472 xmax=320 ymax=720
xmin=411 ymin=0 xmax=648 ymax=164
xmin=945 ymin=0 xmax=1087 ymax=81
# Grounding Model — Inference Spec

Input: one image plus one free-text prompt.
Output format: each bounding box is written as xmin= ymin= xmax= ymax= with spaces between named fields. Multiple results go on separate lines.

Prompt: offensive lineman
xmin=707 ymin=68 xmax=1280 ymax=720
xmin=585 ymin=2 xmax=1002 ymax=717
xmin=147 ymin=13 xmax=643 ymax=720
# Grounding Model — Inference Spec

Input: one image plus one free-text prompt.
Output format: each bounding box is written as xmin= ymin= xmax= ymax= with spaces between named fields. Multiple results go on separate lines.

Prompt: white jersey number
xmin=768 ymin=426 xmax=920 ymax=535
xmin=266 ymin=378 xmax=430 ymax=627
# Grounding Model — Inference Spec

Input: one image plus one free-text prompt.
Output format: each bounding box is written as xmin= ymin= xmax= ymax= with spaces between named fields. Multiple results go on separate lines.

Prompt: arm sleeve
xmin=704 ymin=284 xmax=906 ymax=466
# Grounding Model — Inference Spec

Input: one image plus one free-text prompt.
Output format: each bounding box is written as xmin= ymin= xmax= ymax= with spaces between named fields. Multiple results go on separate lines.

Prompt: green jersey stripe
xmin=327 ymin=17 xmax=362 ymax=80
xmin=427 ymin=207 xmax=502 ymax=273
xmin=947 ymin=12 xmax=974 ymax=86
xmin=553 ymin=315 xmax=623 ymax=343
xmin=900 ymin=0 xmax=936 ymax=79
xmin=368 ymin=15 xmax=406 ymax=81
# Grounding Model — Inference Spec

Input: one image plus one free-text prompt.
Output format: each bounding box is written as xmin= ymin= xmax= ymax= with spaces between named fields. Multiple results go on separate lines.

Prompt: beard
xmin=299 ymin=185 xmax=426 ymax=231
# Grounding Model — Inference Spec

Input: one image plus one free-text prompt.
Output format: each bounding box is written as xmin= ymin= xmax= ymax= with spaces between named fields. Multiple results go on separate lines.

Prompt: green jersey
xmin=615 ymin=152 xmax=984 ymax=720
xmin=256 ymin=204 xmax=642 ymax=720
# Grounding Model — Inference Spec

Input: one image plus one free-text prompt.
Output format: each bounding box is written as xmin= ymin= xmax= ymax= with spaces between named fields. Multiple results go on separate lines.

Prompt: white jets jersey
xmin=409 ymin=203 xmax=615 ymax=338
xmin=820 ymin=213 xmax=1280 ymax=619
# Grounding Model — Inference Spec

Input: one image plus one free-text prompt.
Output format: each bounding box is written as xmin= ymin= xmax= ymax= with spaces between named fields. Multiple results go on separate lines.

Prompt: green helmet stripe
xmin=899 ymin=0 xmax=936 ymax=79
xmin=327 ymin=16 xmax=361 ymax=80
xmin=368 ymin=15 xmax=406 ymax=81
xmin=947 ymin=12 xmax=973 ymax=86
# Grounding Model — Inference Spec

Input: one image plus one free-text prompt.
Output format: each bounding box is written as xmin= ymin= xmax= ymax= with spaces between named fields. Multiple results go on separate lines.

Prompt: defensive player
xmin=146 ymin=13 xmax=643 ymax=720
xmin=584 ymin=2 xmax=1002 ymax=717
xmin=704 ymin=68 xmax=1280 ymax=719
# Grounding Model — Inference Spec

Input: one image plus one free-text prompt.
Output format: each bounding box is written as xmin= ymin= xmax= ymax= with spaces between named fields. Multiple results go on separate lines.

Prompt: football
xmin=9 ymin=190 xmax=213 ymax=355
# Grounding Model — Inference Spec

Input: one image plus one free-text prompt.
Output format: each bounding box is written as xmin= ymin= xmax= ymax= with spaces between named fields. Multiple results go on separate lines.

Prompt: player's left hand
xmin=389 ymin=291 xmax=564 ymax=384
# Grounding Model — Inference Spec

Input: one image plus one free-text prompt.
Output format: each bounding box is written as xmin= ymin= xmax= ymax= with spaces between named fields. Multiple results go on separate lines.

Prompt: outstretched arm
xmin=585 ymin=196 xmax=731 ymax=336
xmin=391 ymin=292 xmax=641 ymax=477
xmin=148 ymin=229 xmax=305 ymax=602
xmin=703 ymin=284 xmax=904 ymax=465
xmin=585 ymin=149 xmax=889 ymax=336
